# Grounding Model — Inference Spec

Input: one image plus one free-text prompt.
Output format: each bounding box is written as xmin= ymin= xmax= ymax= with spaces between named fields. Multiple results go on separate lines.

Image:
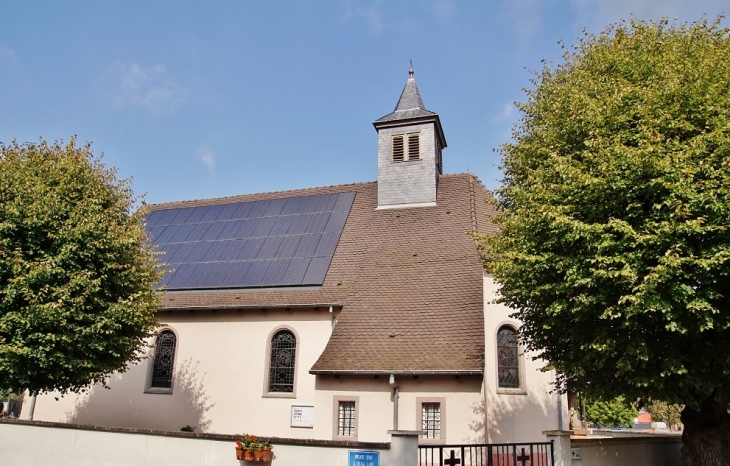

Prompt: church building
xmin=30 ymin=70 xmax=568 ymax=444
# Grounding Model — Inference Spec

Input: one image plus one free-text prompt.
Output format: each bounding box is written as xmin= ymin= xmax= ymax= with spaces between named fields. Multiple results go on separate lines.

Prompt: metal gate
xmin=419 ymin=441 xmax=553 ymax=466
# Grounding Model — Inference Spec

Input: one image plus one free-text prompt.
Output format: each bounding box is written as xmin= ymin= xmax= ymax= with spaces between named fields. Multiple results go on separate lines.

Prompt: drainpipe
xmin=29 ymin=395 xmax=36 ymax=420
xmin=389 ymin=373 xmax=399 ymax=430
xmin=556 ymin=373 xmax=564 ymax=430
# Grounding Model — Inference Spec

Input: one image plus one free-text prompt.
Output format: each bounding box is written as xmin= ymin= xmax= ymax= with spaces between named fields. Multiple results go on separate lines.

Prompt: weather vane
xmin=409 ymin=59 xmax=414 ymax=77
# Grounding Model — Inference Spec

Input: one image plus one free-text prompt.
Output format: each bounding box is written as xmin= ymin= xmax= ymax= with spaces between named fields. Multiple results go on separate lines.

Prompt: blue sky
xmin=1 ymin=1 xmax=725 ymax=205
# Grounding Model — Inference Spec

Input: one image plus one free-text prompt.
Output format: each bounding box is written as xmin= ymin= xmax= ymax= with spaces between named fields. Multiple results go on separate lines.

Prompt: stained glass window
xmin=151 ymin=330 xmax=176 ymax=389
xmin=422 ymin=403 xmax=441 ymax=439
xmin=497 ymin=326 xmax=520 ymax=388
xmin=268 ymin=330 xmax=296 ymax=392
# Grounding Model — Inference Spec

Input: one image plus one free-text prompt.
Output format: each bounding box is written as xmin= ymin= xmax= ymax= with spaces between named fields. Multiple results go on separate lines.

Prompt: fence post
xmin=387 ymin=430 xmax=422 ymax=466
xmin=543 ymin=430 xmax=573 ymax=466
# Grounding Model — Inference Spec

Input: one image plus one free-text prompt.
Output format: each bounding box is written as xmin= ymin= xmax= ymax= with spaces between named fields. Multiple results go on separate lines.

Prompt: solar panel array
xmin=146 ymin=192 xmax=356 ymax=290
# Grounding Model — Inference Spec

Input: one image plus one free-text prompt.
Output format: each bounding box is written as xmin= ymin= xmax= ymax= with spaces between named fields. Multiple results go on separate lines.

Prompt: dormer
xmin=373 ymin=68 xmax=447 ymax=209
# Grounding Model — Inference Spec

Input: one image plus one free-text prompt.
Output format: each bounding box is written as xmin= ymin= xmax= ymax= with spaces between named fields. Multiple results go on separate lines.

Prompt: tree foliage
xmin=644 ymin=399 xmax=684 ymax=428
xmin=0 ymin=138 xmax=160 ymax=395
xmin=584 ymin=395 xmax=638 ymax=428
xmin=480 ymin=16 xmax=730 ymax=411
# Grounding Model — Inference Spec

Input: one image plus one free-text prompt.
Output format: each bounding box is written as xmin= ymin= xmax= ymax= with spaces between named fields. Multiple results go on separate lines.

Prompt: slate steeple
xmin=373 ymin=68 xmax=447 ymax=209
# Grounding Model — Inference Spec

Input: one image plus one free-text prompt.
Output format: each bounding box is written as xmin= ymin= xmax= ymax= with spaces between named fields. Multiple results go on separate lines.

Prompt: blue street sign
xmin=349 ymin=450 xmax=380 ymax=466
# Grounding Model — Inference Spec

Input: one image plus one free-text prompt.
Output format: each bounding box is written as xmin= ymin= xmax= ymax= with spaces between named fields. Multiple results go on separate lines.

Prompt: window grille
xmin=338 ymin=401 xmax=356 ymax=436
xmin=268 ymin=330 xmax=296 ymax=392
xmin=497 ymin=326 xmax=520 ymax=388
xmin=392 ymin=135 xmax=405 ymax=162
xmin=151 ymin=331 xmax=176 ymax=388
xmin=407 ymin=133 xmax=420 ymax=160
xmin=422 ymin=403 xmax=441 ymax=439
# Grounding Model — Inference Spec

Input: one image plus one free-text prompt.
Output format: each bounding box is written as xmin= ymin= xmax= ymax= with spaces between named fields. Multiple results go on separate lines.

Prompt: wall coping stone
xmin=0 ymin=418 xmax=390 ymax=449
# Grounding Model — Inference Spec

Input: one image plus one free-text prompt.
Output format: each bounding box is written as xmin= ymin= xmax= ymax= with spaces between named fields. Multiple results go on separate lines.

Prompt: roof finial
xmin=409 ymin=59 xmax=414 ymax=78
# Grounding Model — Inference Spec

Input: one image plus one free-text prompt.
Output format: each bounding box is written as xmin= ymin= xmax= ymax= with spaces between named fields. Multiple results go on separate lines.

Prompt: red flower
xmin=236 ymin=440 xmax=242 ymax=446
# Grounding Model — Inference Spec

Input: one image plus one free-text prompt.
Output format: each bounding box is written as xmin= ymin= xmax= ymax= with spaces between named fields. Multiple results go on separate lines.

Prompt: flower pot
xmin=236 ymin=447 xmax=270 ymax=462
xmin=252 ymin=448 xmax=272 ymax=462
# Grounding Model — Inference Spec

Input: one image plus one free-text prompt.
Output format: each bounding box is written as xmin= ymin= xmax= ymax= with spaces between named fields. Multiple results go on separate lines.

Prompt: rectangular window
xmin=422 ymin=403 xmax=441 ymax=439
xmin=338 ymin=401 xmax=356 ymax=436
xmin=333 ymin=396 xmax=359 ymax=439
xmin=392 ymin=135 xmax=405 ymax=162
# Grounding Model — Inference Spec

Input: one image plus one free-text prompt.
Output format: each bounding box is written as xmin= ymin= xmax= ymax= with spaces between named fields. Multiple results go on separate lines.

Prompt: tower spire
xmin=372 ymin=69 xmax=447 ymax=209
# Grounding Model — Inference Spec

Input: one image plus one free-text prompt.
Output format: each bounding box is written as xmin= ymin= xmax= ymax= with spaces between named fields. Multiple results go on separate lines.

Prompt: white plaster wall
xmin=571 ymin=437 xmax=681 ymax=466
xmin=30 ymin=308 xmax=335 ymax=438
xmin=483 ymin=273 xmax=570 ymax=443
xmin=0 ymin=422 xmax=393 ymax=466
xmin=28 ymin=307 xmax=483 ymax=445
xmin=313 ymin=376 xmax=484 ymax=444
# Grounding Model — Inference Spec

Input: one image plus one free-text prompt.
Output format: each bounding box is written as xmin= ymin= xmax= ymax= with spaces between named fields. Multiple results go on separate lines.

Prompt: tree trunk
xmin=681 ymin=397 xmax=730 ymax=466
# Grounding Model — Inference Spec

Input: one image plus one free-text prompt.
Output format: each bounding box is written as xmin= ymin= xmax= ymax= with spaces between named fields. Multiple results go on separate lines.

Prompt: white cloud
xmin=200 ymin=151 xmax=216 ymax=177
xmin=570 ymin=0 xmax=727 ymax=33
xmin=101 ymin=61 xmax=187 ymax=113
xmin=499 ymin=0 xmax=546 ymax=50
xmin=0 ymin=44 xmax=18 ymax=65
xmin=427 ymin=0 xmax=457 ymax=19
xmin=491 ymin=102 xmax=517 ymax=122
xmin=339 ymin=0 xmax=383 ymax=33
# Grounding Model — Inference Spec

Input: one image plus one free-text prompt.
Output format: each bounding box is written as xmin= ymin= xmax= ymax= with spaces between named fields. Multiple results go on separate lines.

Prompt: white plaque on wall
xmin=291 ymin=405 xmax=314 ymax=428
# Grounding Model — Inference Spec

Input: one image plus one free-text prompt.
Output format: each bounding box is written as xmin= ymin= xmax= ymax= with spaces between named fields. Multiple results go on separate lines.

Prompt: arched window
xmin=497 ymin=326 xmax=520 ymax=389
xmin=268 ymin=330 xmax=297 ymax=393
xmin=150 ymin=330 xmax=176 ymax=390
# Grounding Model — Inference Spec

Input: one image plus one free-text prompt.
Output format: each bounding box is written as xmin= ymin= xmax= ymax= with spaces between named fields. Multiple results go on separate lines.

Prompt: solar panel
xmin=315 ymin=194 xmax=338 ymax=212
xmin=170 ymin=208 xmax=193 ymax=225
xmin=170 ymin=224 xmax=196 ymax=243
xmin=283 ymin=257 xmax=310 ymax=284
xmin=167 ymin=242 xmax=195 ymax=264
xmin=257 ymin=237 xmax=283 ymax=260
xmin=218 ymin=220 xmax=243 ymax=240
xmin=243 ymin=261 xmax=269 ymax=286
xmin=253 ymin=217 xmax=276 ymax=236
xmin=156 ymin=209 xmax=179 ymax=227
xmin=306 ymin=212 xmax=330 ymax=234
xmin=145 ymin=210 xmax=166 ymax=228
xmin=262 ymin=259 xmax=290 ymax=285
xmin=200 ymin=205 xmax=224 ymax=222
xmin=286 ymin=215 xmax=311 ymax=235
xmin=186 ymin=223 xmax=211 ymax=241
xmin=295 ymin=235 xmax=320 ymax=257
xmin=151 ymin=191 xmax=355 ymax=290
xmin=186 ymin=206 xmax=208 ymax=224
xmin=303 ymin=256 xmax=332 ymax=284
xmin=265 ymin=198 xmax=287 ymax=217
xmin=221 ymin=262 xmax=251 ymax=286
xmin=156 ymin=225 xmax=180 ymax=244
xmin=248 ymin=200 xmax=270 ymax=218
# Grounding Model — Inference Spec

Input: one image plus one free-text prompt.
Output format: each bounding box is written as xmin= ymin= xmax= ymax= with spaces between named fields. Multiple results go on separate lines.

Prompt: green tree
xmin=644 ymin=399 xmax=684 ymax=429
xmin=584 ymin=396 xmax=638 ymax=428
xmin=0 ymin=138 xmax=160 ymax=396
xmin=479 ymin=18 xmax=730 ymax=465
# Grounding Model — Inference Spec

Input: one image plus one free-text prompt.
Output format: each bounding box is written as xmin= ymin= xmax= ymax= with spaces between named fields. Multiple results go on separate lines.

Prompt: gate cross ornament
xmin=516 ymin=447 xmax=531 ymax=466
xmin=444 ymin=450 xmax=461 ymax=466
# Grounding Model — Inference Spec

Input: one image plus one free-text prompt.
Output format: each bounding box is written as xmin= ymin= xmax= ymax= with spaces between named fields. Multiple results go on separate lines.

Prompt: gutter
xmin=309 ymin=369 xmax=483 ymax=376
xmin=158 ymin=303 xmax=344 ymax=312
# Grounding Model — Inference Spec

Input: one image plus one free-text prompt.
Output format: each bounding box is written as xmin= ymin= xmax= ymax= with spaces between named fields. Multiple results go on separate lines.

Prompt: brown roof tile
xmin=150 ymin=174 xmax=498 ymax=373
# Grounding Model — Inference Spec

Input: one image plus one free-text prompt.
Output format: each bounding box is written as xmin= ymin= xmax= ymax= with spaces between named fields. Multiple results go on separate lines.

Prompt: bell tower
xmin=373 ymin=68 xmax=447 ymax=209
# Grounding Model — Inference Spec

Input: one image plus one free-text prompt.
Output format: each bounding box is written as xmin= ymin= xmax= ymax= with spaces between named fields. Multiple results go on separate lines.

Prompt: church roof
xmin=146 ymin=173 xmax=496 ymax=374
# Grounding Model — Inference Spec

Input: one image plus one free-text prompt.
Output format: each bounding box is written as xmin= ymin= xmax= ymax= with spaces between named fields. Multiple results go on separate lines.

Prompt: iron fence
xmin=419 ymin=441 xmax=553 ymax=466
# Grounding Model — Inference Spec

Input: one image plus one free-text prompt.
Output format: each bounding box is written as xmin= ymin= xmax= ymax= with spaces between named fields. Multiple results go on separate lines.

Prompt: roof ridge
xmin=148 ymin=173 xmax=474 ymax=210
xmin=146 ymin=180 xmax=375 ymax=210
